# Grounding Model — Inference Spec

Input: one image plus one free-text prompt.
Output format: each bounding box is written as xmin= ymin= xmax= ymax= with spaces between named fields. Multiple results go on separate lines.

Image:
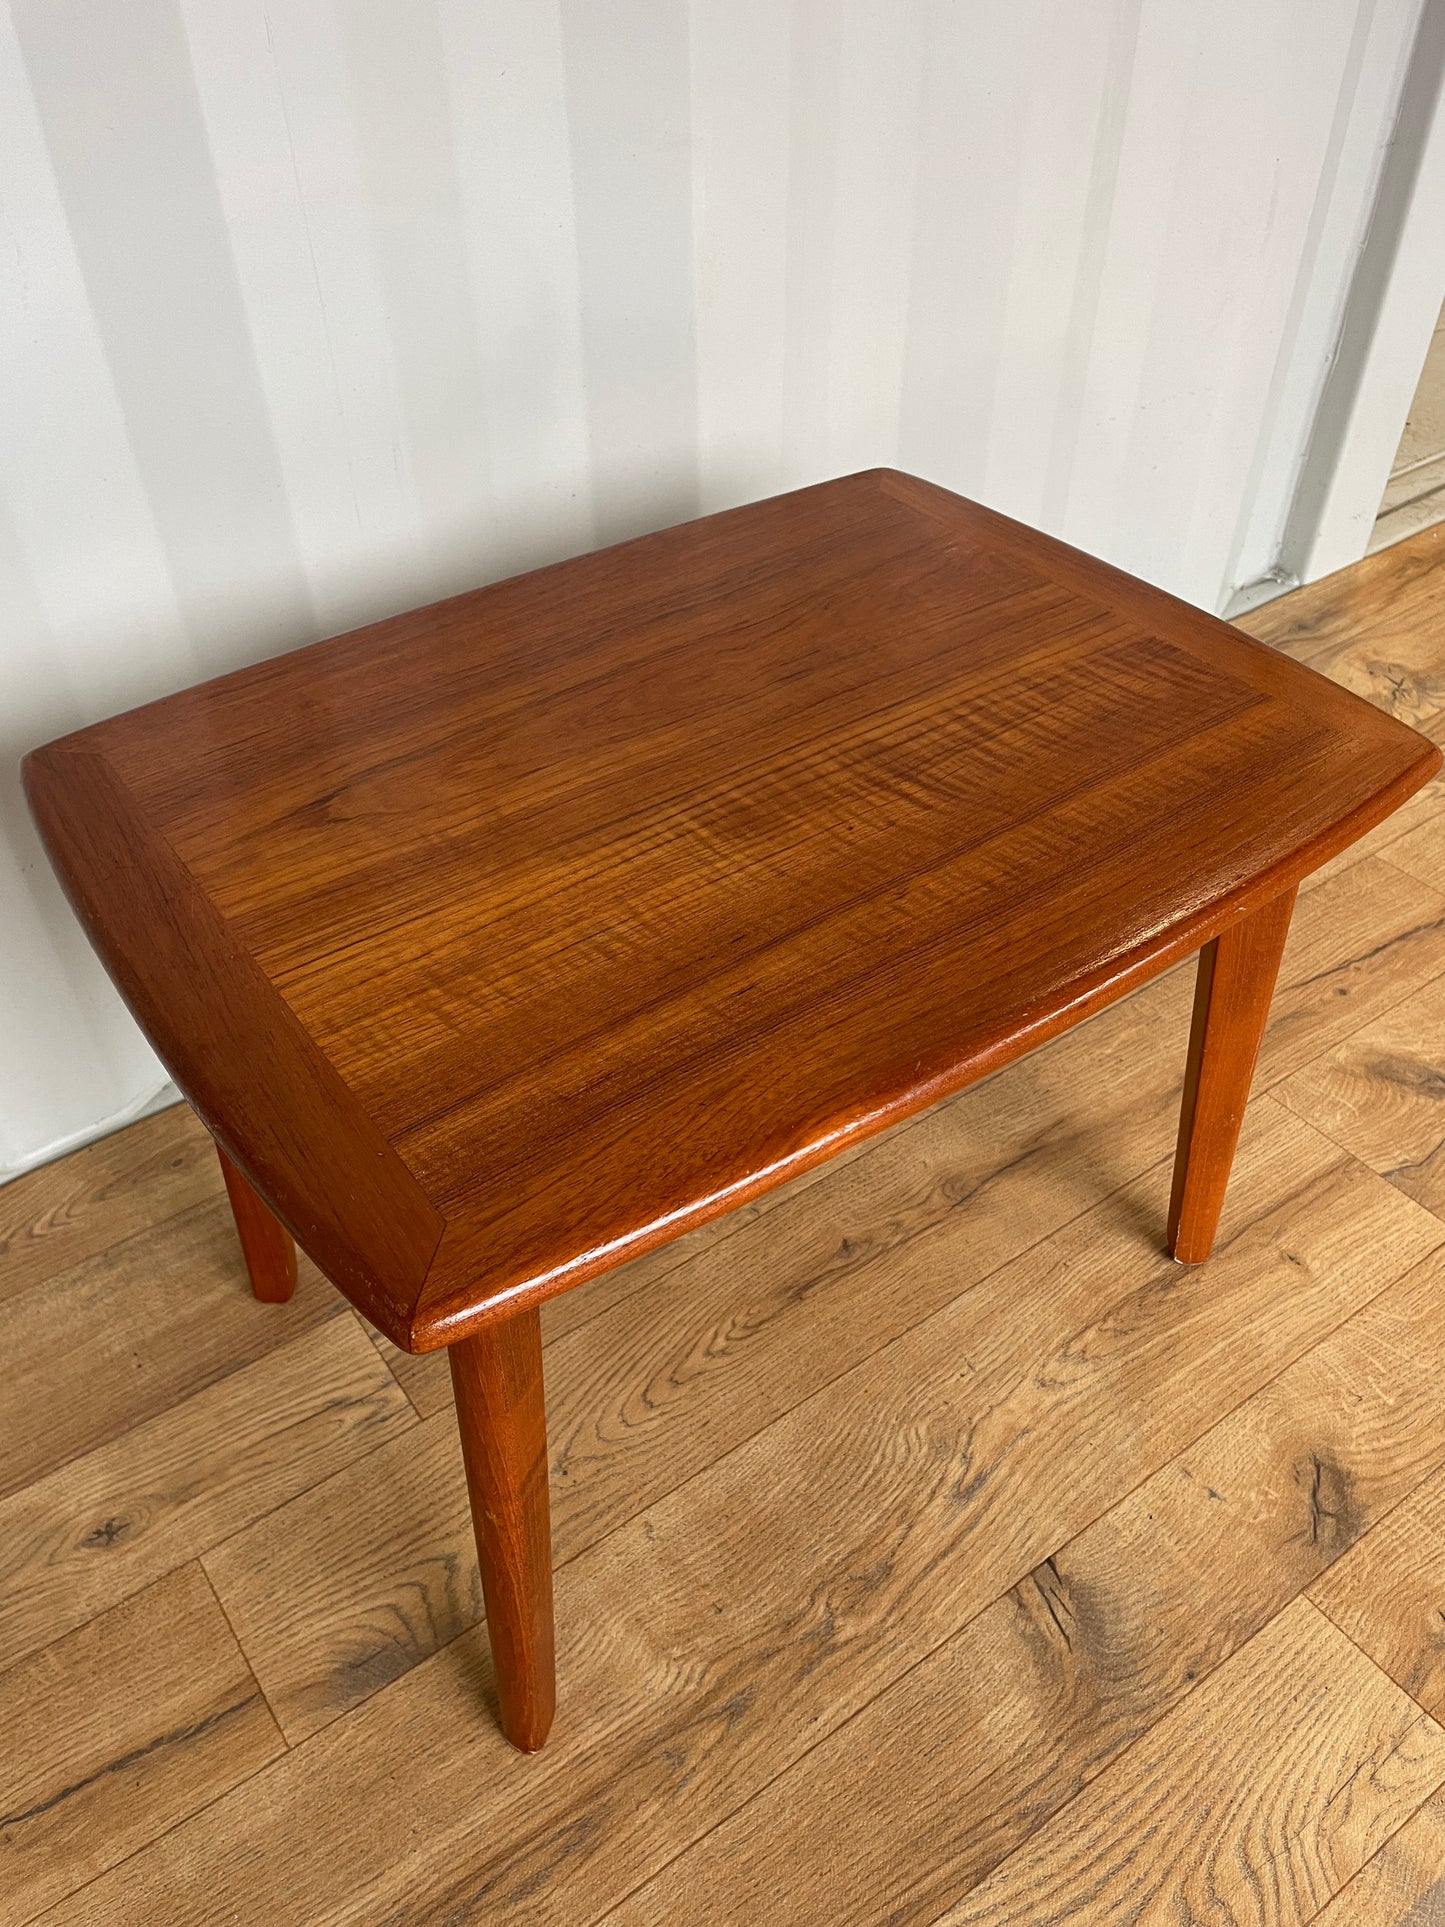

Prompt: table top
xmin=25 ymin=470 xmax=1439 ymax=1349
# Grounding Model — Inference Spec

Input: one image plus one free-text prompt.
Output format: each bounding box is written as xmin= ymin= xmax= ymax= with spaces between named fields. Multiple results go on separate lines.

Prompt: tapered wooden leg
xmin=450 ymin=1308 xmax=556 ymax=1752
xmin=215 ymin=1143 xmax=297 ymax=1302
xmin=1167 ymin=888 xmax=1297 ymax=1264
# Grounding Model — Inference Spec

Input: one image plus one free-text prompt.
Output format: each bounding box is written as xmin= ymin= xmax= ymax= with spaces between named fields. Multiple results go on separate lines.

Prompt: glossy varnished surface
xmin=10 ymin=523 xmax=1445 ymax=1918
xmin=24 ymin=471 xmax=1439 ymax=1347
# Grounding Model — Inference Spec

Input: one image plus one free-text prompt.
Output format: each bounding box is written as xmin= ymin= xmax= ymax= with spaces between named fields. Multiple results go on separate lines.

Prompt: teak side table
xmin=25 ymin=470 xmax=1439 ymax=1752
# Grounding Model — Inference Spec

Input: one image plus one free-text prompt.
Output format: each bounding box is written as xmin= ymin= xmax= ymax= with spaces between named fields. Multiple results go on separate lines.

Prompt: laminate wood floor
xmin=5 ymin=527 xmax=1445 ymax=1925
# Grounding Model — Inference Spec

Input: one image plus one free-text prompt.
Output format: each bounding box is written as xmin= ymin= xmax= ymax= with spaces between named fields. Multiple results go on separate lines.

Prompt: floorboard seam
xmin=566 ymin=1247 xmax=1445 ymax=1926
xmin=1295 ymin=1774 xmax=1445 ymax=1925
xmin=1 ymin=1565 xmax=298 ymax=1926
xmin=178 ymin=1144 xmax=1202 ymax=1748
xmin=195 ymin=1559 xmax=289 ymax=1751
xmin=0 ymin=1324 xmax=422 ymax=1691
xmin=200 ymin=1129 xmax=1439 ymax=1759
xmin=1304 ymin=1586 xmax=1445 ymax=1730
xmin=17 ymin=1736 xmax=293 ymax=1927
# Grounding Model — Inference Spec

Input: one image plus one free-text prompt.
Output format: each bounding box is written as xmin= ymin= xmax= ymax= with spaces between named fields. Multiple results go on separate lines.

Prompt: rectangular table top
xmin=25 ymin=470 xmax=1439 ymax=1348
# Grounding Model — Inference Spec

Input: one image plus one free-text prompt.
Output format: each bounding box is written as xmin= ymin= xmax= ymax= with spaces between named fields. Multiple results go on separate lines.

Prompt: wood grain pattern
xmin=1240 ymin=519 xmax=1445 ymax=723
xmin=1305 ymin=1791 xmax=1445 ymax=1925
xmin=0 ymin=1196 xmax=340 ymax=1500
xmin=603 ymin=1242 xmax=1445 ymax=1926
xmin=1310 ymin=1458 xmax=1445 ymax=1722
xmin=1304 ymin=710 xmax=1445 ymax=893
xmin=450 ymin=1311 xmax=555 ymax=1751
xmin=201 ymin=962 xmax=1206 ymax=1741
xmin=9 ymin=510 xmax=1445 ymax=1904
xmin=1382 ymin=773 xmax=1445 ymax=900
xmin=57 ymin=1104 xmax=1443 ymax=1925
xmin=1252 ymin=855 xmax=1445 ymax=1092
xmin=20 ymin=749 xmax=441 ymax=1346
xmin=0 ymin=1563 xmax=282 ymax=1927
xmin=0 ymin=1317 xmax=413 ymax=1673
xmin=0 ymin=1101 xmax=218 ymax=1308
xmin=216 ymin=1142 xmax=296 ymax=1303
xmin=932 ymin=1599 xmax=1445 ymax=1926
xmin=23 ymin=470 xmax=1437 ymax=1347
xmin=1277 ymin=969 xmax=1445 ymax=1222
xmin=1168 ymin=888 xmax=1295 ymax=1261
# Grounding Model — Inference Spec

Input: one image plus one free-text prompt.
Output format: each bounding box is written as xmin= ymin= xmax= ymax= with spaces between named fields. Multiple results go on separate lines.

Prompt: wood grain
xmin=216 ymin=1142 xmax=296 ymax=1303
xmin=932 ymin=1599 xmax=1445 ymax=1926
xmin=602 ymin=1242 xmax=1445 ymax=1926
xmin=204 ymin=960 xmax=1205 ymax=1741
xmin=1311 ymin=1458 xmax=1445 ymax=1722
xmin=0 ymin=1316 xmax=413 ymax=1673
xmin=1253 ymin=855 xmax=1445 ymax=1091
xmin=0 ymin=1196 xmax=341 ymax=1500
xmin=200 ymin=1401 xmax=477 ymax=1741
xmin=1305 ymin=1791 xmax=1445 ymax=1925
xmin=0 ymin=1563 xmax=281 ymax=1927
xmin=9 ymin=500 xmax=1445 ymax=1905
xmin=24 ymin=470 xmax=1437 ymax=1346
xmin=1168 ymin=888 xmax=1295 ymax=1261
xmin=21 ymin=748 xmax=442 ymax=1345
xmin=1239 ymin=518 xmax=1445 ymax=724
xmin=1276 ymin=968 xmax=1445 ymax=1221
xmin=0 ymin=1101 xmax=218 ymax=1308
xmin=450 ymin=1310 xmax=554 ymax=1751
xmin=58 ymin=1102 xmax=1443 ymax=1924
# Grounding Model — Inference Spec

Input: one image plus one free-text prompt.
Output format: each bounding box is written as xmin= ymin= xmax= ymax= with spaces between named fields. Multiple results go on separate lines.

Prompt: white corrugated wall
xmin=0 ymin=0 xmax=1426 ymax=1173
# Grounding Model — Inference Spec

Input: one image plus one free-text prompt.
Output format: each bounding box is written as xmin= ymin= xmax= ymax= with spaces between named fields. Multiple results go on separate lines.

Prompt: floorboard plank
xmin=1383 ymin=800 xmax=1445 ymax=905
xmin=40 ymin=1104 xmax=1442 ymax=1926
xmin=202 ymin=960 xmax=1207 ymax=1744
xmin=208 ymin=865 xmax=1445 ymax=1751
xmin=1254 ymin=857 xmax=1445 ymax=1091
xmin=0 ymin=1562 xmax=282 ymax=1927
xmin=0 ymin=1103 xmax=218 ymax=1309
xmin=1304 ymin=1790 xmax=1445 ymax=1924
xmin=1276 ymin=970 xmax=1445 ymax=1222
xmin=1310 ymin=1460 xmax=1445 ymax=1721
xmin=927 ymin=1599 xmax=1445 ymax=1926
xmin=0 ymin=1315 xmax=414 ymax=1674
xmin=600 ymin=1243 xmax=1445 ymax=1926
xmin=0 ymin=1197 xmax=342 ymax=1499
xmin=1238 ymin=521 xmax=1445 ymax=724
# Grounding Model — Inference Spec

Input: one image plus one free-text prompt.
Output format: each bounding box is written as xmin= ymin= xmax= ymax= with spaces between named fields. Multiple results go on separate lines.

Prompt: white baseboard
xmin=0 ymin=1080 xmax=183 ymax=1185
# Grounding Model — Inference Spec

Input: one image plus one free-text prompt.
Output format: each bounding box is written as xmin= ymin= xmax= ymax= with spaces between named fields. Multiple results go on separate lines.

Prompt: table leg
xmin=1167 ymin=887 xmax=1297 ymax=1264
xmin=449 ymin=1307 xmax=556 ymax=1751
xmin=215 ymin=1142 xmax=298 ymax=1303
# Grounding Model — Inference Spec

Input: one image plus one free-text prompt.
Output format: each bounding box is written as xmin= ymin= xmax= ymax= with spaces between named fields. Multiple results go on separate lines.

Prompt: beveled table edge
xmin=21 ymin=470 xmax=1443 ymax=1351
